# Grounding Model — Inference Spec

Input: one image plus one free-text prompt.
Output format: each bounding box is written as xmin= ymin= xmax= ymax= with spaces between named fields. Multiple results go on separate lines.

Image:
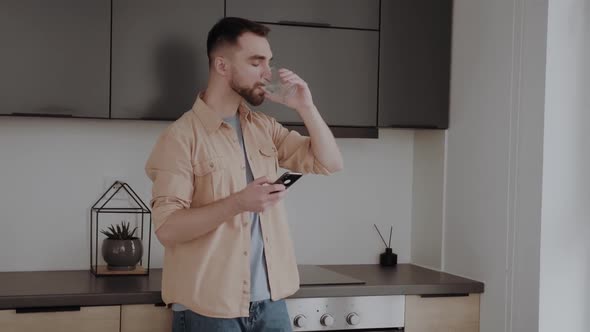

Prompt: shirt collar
xmin=192 ymin=93 xmax=252 ymax=134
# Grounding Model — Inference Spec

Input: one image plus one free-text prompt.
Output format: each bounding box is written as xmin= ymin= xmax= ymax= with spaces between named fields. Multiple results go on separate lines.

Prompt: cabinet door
xmin=255 ymin=25 xmax=379 ymax=127
xmin=111 ymin=0 xmax=223 ymax=120
xmin=405 ymin=294 xmax=480 ymax=332
xmin=226 ymin=0 xmax=380 ymax=30
xmin=0 ymin=306 xmax=120 ymax=332
xmin=378 ymin=0 xmax=453 ymax=128
xmin=121 ymin=304 xmax=173 ymax=332
xmin=0 ymin=0 xmax=110 ymax=118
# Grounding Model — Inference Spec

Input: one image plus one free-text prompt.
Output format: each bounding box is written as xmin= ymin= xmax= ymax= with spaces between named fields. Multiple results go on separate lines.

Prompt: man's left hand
xmin=263 ymin=68 xmax=314 ymax=113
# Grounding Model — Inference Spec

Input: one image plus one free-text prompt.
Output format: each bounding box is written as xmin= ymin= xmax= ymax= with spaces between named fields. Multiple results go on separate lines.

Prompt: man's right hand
xmin=233 ymin=176 xmax=287 ymax=213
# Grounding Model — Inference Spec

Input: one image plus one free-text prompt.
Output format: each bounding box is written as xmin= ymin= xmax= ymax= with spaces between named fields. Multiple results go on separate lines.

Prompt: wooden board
xmin=0 ymin=305 xmax=120 ymax=332
xmin=405 ymin=294 xmax=480 ymax=332
xmin=121 ymin=304 xmax=173 ymax=332
xmin=95 ymin=265 xmax=147 ymax=275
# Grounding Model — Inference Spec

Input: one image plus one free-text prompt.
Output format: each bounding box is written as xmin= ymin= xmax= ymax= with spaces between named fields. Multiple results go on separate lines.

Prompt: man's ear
xmin=213 ymin=56 xmax=229 ymax=76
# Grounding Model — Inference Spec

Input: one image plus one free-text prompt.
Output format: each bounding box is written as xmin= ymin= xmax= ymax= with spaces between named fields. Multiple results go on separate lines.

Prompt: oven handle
xmin=305 ymin=330 xmax=403 ymax=332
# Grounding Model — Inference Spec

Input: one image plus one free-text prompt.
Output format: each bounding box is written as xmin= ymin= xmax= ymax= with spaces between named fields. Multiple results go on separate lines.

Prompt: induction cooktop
xmin=297 ymin=265 xmax=365 ymax=286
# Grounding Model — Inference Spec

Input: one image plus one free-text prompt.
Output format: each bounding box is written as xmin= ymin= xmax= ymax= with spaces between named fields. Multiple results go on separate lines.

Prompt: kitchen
xmin=0 ymin=1 xmax=588 ymax=332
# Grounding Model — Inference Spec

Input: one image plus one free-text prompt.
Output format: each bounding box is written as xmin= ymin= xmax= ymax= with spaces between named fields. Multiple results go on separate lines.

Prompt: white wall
xmin=445 ymin=1 xmax=518 ymax=330
xmin=508 ymin=1 xmax=548 ymax=331
xmin=540 ymin=0 xmax=590 ymax=331
xmin=0 ymin=117 xmax=414 ymax=271
xmin=444 ymin=1 xmax=548 ymax=332
xmin=288 ymin=129 xmax=413 ymax=265
xmin=411 ymin=130 xmax=446 ymax=270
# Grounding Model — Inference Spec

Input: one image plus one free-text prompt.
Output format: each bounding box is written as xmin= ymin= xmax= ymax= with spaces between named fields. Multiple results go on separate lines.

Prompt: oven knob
xmin=346 ymin=313 xmax=361 ymax=326
xmin=293 ymin=314 xmax=307 ymax=328
xmin=320 ymin=314 xmax=334 ymax=327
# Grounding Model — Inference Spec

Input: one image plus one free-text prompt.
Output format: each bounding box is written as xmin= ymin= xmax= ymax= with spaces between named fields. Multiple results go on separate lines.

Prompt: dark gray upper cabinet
xmin=0 ymin=0 xmax=110 ymax=118
xmin=378 ymin=0 xmax=453 ymax=128
xmin=254 ymin=25 xmax=379 ymax=127
xmin=111 ymin=0 xmax=223 ymax=120
xmin=226 ymin=0 xmax=380 ymax=30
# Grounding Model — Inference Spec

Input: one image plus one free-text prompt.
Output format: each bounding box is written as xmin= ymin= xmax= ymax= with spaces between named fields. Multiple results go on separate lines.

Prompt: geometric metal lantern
xmin=90 ymin=181 xmax=151 ymax=276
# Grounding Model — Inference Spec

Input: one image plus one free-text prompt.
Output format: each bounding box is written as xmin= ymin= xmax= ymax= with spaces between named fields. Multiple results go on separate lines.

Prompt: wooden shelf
xmin=94 ymin=265 xmax=147 ymax=276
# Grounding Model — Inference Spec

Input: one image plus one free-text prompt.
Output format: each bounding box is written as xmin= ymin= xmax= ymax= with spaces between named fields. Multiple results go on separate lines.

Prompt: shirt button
xmin=209 ymin=162 xmax=214 ymax=168
xmin=243 ymin=280 xmax=248 ymax=285
xmin=243 ymin=251 xmax=248 ymax=256
xmin=243 ymin=290 xmax=248 ymax=294
xmin=242 ymin=220 xmax=248 ymax=226
xmin=241 ymin=164 xmax=246 ymax=169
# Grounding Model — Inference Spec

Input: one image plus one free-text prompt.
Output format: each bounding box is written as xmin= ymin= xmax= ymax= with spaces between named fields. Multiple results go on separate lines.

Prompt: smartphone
xmin=271 ymin=171 xmax=303 ymax=193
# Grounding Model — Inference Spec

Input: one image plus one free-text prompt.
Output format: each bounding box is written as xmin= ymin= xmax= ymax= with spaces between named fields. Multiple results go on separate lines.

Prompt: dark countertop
xmin=0 ymin=264 xmax=484 ymax=310
xmin=293 ymin=264 xmax=484 ymax=298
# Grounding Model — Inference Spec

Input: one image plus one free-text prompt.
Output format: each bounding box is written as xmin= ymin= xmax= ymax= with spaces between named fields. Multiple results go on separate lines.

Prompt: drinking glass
xmin=264 ymin=66 xmax=297 ymax=99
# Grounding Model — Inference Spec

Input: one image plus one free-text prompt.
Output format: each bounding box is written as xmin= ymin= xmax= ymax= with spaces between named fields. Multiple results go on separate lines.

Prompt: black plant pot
xmin=101 ymin=238 xmax=143 ymax=271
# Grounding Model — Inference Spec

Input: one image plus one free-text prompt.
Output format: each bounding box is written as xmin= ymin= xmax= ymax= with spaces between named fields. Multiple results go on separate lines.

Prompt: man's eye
xmin=252 ymin=63 xmax=260 ymax=67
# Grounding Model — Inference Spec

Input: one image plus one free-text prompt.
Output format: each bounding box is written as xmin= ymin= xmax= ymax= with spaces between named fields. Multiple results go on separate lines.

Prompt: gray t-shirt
xmin=172 ymin=113 xmax=270 ymax=312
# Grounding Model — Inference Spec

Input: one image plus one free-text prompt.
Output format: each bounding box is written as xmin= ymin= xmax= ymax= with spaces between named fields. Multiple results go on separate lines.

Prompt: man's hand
xmin=263 ymin=68 xmax=314 ymax=113
xmin=232 ymin=176 xmax=286 ymax=213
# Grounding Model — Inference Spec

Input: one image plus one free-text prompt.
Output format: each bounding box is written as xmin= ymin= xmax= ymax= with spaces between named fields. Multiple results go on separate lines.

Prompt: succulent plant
xmin=100 ymin=221 xmax=139 ymax=240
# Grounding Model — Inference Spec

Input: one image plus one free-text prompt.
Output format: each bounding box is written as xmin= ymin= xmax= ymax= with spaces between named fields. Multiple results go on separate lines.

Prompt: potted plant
xmin=100 ymin=221 xmax=143 ymax=271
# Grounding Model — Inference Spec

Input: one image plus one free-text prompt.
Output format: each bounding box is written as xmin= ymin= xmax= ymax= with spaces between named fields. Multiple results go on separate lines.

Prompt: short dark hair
xmin=206 ymin=17 xmax=270 ymax=64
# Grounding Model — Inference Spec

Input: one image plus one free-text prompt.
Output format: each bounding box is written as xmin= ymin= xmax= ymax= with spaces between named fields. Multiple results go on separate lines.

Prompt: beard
xmin=230 ymin=78 xmax=266 ymax=106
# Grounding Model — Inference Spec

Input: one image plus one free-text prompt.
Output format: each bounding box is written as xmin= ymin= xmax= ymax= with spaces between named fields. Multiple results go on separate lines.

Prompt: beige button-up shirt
xmin=145 ymin=95 xmax=332 ymax=318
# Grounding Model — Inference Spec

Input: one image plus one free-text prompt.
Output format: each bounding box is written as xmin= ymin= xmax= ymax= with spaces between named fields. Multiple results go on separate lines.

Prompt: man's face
xmin=226 ymin=32 xmax=273 ymax=106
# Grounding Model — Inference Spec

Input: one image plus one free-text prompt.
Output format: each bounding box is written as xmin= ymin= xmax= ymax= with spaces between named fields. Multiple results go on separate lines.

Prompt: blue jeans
xmin=172 ymin=299 xmax=292 ymax=332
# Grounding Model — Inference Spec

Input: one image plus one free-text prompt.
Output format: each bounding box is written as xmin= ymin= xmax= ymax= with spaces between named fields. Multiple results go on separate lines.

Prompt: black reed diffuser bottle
xmin=374 ymin=224 xmax=397 ymax=267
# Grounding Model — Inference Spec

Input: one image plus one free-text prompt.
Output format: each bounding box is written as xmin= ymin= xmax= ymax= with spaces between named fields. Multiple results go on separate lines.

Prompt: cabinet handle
xmin=16 ymin=306 xmax=81 ymax=314
xmin=11 ymin=112 xmax=73 ymax=118
xmin=140 ymin=116 xmax=169 ymax=121
xmin=278 ymin=20 xmax=331 ymax=28
xmin=383 ymin=124 xmax=442 ymax=129
xmin=420 ymin=293 xmax=469 ymax=298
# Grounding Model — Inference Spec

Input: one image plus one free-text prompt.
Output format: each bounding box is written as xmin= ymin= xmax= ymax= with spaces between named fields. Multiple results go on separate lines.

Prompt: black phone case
xmin=271 ymin=172 xmax=302 ymax=192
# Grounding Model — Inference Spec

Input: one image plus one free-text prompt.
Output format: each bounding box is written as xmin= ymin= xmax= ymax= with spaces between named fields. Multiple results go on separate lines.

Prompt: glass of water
xmin=264 ymin=66 xmax=297 ymax=99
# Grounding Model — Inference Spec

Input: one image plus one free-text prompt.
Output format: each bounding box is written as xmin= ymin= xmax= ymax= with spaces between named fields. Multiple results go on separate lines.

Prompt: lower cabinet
xmin=405 ymin=294 xmax=480 ymax=332
xmin=121 ymin=304 xmax=173 ymax=332
xmin=0 ymin=295 xmax=480 ymax=332
xmin=0 ymin=305 xmax=120 ymax=332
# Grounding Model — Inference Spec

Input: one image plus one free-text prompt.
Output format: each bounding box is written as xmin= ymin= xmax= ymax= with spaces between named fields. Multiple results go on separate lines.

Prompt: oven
xmin=285 ymin=295 xmax=405 ymax=331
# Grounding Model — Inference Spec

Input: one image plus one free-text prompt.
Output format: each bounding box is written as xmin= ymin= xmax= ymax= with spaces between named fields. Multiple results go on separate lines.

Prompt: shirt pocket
xmin=192 ymin=157 xmax=227 ymax=205
xmin=258 ymin=145 xmax=279 ymax=178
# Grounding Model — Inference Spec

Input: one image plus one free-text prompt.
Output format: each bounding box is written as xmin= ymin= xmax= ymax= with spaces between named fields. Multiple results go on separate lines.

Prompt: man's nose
xmin=262 ymin=65 xmax=272 ymax=81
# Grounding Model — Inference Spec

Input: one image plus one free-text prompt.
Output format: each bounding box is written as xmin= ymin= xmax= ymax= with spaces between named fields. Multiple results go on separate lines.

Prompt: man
xmin=145 ymin=17 xmax=343 ymax=332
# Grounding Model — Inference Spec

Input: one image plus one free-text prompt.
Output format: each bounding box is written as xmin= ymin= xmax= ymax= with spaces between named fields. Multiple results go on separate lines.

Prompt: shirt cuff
xmin=151 ymin=196 xmax=190 ymax=232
